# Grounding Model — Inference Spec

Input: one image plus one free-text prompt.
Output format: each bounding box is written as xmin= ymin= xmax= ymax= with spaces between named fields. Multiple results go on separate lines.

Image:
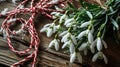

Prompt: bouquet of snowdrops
xmin=40 ymin=0 xmax=120 ymax=64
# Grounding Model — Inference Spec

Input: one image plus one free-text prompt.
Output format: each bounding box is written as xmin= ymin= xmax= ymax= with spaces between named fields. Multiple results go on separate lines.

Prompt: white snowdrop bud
xmin=77 ymin=30 xmax=87 ymax=39
xmin=54 ymin=39 xmax=59 ymax=51
xmin=62 ymin=41 xmax=69 ymax=49
xmin=48 ymin=39 xmax=55 ymax=48
xmin=71 ymin=35 xmax=77 ymax=45
xmin=70 ymin=52 xmax=76 ymax=63
xmin=40 ymin=27 xmax=47 ymax=32
xmin=80 ymin=21 xmax=90 ymax=28
xmin=92 ymin=52 xmax=99 ymax=62
xmin=59 ymin=14 xmax=67 ymax=23
xmin=59 ymin=31 xmax=68 ymax=37
xmin=66 ymin=22 xmax=72 ymax=27
xmin=88 ymin=31 xmax=93 ymax=44
xmin=69 ymin=42 xmax=75 ymax=54
xmin=61 ymin=33 xmax=70 ymax=43
xmin=97 ymin=37 xmax=102 ymax=51
xmin=47 ymin=28 xmax=53 ymax=37
xmin=90 ymin=39 xmax=97 ymax=53
xmin=64 ymin=18 xmax=74 ymax=25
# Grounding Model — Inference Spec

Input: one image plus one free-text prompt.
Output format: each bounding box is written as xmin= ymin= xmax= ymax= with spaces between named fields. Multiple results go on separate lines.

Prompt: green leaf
xmin=67 ymin=2 xmax=75 ymax=9
xmin=86 ymin=11 xmax=93 ymax=19
xmin=111 ymin=18 xmax=119 ymax=30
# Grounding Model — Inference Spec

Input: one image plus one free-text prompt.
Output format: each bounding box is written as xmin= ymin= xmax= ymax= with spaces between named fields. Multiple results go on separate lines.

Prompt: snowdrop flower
xmin=64 ymin=18 xmax=74 ymax=25
xmin=53 ymin=25 xmax=60 ymax=33
xmin=59 ymin=31 xmax=68 ymax=37
xmin=49 ymin=39 xmax=60 ymax=51
xmin=47 ymin=28 xmax=53 ymax=37
xmin=71 ymin=35 xmax=77 ymax=44
xmin=88 ymin=31 xmax=93 ymax=44
xmin=59 ymin=14 xmax=67 ymax=23
xmin=77 ymin=30 xmax=89 ymax=39
xmin=51 ymin=12 xmax=61 ymax=19
xmin=90 ymin=37 xmax=107 ymax=53
xmin=80 ymin=21 xmax=90 ymax=28
xmin=69 ymin=41 xmax=75 ymax=54
xmin=1 ymin=8 xmax=8 ymax=15
xmin=40 ymin=23 xmax=59 ymax=37
xmin=61 ymin=32 xmax=71 ymax=43
xmin=70 ymin=52 xmax=82 ymax=63
xmin=12 ymin=0 xmax=16 ymax=5
xmin=92 ymin=52 xmax=108 ymax=64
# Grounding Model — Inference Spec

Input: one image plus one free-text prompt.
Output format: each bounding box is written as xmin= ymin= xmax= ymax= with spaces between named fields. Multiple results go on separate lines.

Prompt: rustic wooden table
xmin=0 ymin=0 xmax=120 ymax=67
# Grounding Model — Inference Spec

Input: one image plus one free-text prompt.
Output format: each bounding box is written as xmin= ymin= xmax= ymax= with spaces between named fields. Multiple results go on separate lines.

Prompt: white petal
xmin=64 ymin=18 xmax=74 ymax=25
xmin=40 ymin=28 xmax=47 ymax=32
xmin=102 ymin=40 xmax=107 ymax=48
xmin=92 ymin=52 xmax=99 ymax=62
xmin=88 ymin=32 xmax=93 ymax=44
xmin=62 ymin=41 xmax=69 ymax=49
xmin=59 ymin=14 xmax=67 ymax=23
xmin=66 ymin=22 xmax=72 ymax=27
xmin=61 ymin=33 xmax=70 ymax=43
xmin=59 ymin=31 xmax=68 ymax=37
xmin=77 ymin=30 xmax=87 ymax=39
xmin=70 ymin=52 xmax=76 ymax=63
xmin=78 ymin=43 xmax=87 ymax=51
xmin=54 ymin=39 xmax=59 ymax=51
xmin=76 ymin=52 xmax=82 ymax=63
xmin=103 ymin=53 xmax=108 ymax=64
xmin=97 ymin=37 xmax=102 ymax=51
xmin=90 ymin=39 xmax=97 ymax=53
xmin=44 ymin=23 xmax=52 ymax=28
xmin=1 ymin=8 xmax=8 ymax=15
xmin=80 ymin=21 xmax=90 ymax=28
xmin=47 ymin=28 xmax=53 ymax=37
xmin=48 ymin=40 xmax=55 ymax=48
xmin=55 ymin=6 xmax=63 ymax=11
xmin=71 ymin=35 xmax=77 ymax=45
xmin=69 ymin=42 xmax=75 ymax=54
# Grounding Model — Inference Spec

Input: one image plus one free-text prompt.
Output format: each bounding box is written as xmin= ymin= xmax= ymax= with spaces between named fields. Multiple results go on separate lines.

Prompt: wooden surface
xmin=0 ymin=1 xmax=120 ymax=67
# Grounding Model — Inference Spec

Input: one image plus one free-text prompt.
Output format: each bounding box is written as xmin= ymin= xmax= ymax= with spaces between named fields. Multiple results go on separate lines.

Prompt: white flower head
xmin=61 ymin=32 xmax=70 ymax=43
xmin=59 ymin=14 xmax=67 ymax=23
xmin=80 ymin=21 xmax=90 ymax=28
xmin=92 ymin=52 xmax=108 ymax=64
xmin=88 ymin=31 xmax=93 ymax=44
xmin=64 ymin=18 xmax=74 ymax=25
xmin=77 ymin=30 xmax=89 ymax=39
xmin=48 ymin=39 xmax=60 ymax=51
xmin=70 ymin=52 xmax=76 ymax=63
xmin=90 ymin=37 xmax=107 ymax=53
xmin=69 ymin=41 xmax=75 ymax=54
xmin=47 ymin=28 xmax=53 ymax=37
xmin=97 ymin=37 xmax=102 ymax=51
xmin=59 ymin=31 xmax=68 ymax=37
